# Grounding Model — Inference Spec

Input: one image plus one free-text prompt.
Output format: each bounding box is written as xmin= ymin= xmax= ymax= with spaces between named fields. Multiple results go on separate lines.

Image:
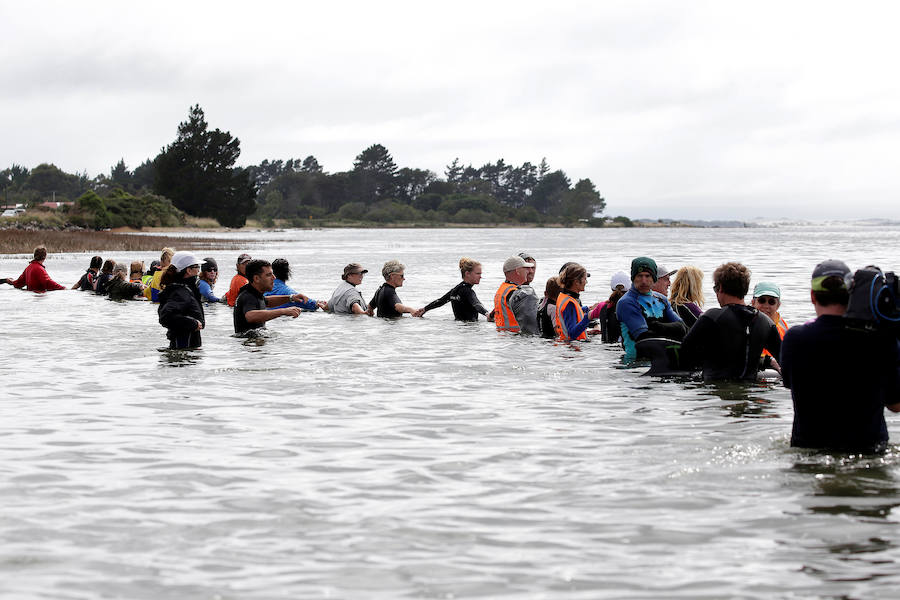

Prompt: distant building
xmin=38 ymin=201 xmax=74 ymax=210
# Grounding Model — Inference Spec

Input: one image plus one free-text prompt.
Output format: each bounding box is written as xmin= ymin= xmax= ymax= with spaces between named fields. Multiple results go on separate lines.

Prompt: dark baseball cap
xmin=811 ymin=259 xmax=851 ymax=292
xmin=236 ymin=253 xmax=252 ymax=264
xmin=201 ymin=257 xmax=218 ymax=272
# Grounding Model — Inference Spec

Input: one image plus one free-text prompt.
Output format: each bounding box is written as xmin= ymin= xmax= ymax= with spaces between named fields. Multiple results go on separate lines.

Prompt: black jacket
xmin=158 ymin=277 xmax=205 ymax=347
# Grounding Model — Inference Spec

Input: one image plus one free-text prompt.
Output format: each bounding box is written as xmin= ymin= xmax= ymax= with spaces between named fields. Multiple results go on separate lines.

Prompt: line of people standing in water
xmin=4 ymin=244 xmax=899 ymax=454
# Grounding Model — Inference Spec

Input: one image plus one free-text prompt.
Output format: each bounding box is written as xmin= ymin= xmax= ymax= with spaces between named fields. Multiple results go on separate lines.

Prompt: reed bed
xmin=0 ymin=229 xmax=243 ymax=255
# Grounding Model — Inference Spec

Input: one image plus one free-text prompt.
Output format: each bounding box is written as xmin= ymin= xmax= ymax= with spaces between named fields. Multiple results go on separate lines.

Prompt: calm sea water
xmin=2 ymin=226 xmax=900 ymax=599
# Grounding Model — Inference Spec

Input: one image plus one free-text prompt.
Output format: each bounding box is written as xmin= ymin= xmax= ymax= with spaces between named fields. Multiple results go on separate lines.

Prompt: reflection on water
xmin=2 ymin=227 xmax=900 ymax=598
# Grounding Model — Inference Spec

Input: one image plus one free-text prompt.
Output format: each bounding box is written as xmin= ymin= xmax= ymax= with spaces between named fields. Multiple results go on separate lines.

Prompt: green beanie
xmin=631 ymin=256 xmax=658 ymax=282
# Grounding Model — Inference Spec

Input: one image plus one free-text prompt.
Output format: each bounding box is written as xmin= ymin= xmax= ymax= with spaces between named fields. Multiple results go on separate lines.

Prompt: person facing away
xmin=157 ymin=251 xmax=206 ymax=349
xmin=750 ymin=281 xmax=788 ymax=370
xmin=327 ymin=263 xmax=370 ymax=315
xmin=668 ymin=266 xmax=705 ymax=328
xmin=781 ymin=260 xmax=900 ymax=453
xmin=538 ymin=276 xmax=563 ymax=338
xmin=196 ymin=257 xmax=225 ymax=303
xmin=555 ymin=263 xmax=598 ymax=341
xmin=678 ymin=262 xmax=782 ymax=380
xmin=146 ymin=247 xmax=175 ymax=302
xmin=414 ymin=257 xmax=488 ymax=321
xmin=369 ymin=260 xmax=419 ymax=318
xmin=493 ymin=255 xmax=540 ymax=335
xmin=265 ymin=258 xmax=324 ymax=311
xmin=233 ymin=259 xmax=305 ymax=334
xmin=72 ymin=255 xmax=102 ymax=290
xmin=106 ymin=263 xmax=145 ymax=300
xmin=94 ymin=259 xmax=116 ymax=295
xmin=1 ymin=246 xmax=66 ymax=292
xmin=129 ymin=260 xmax=144 ymax=284
xmin=224 ymin=253 xmax=252 ymax=307
xmin=615 ymin=256 xmax=685 ymax=361
xmin=596 ymin=271 xmax=629 ymax=343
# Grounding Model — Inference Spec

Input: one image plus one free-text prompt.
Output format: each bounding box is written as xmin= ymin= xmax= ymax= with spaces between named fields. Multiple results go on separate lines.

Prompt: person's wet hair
xmin=544 ymin=276 xmax=562 ymax=304
xmin=33 ymin=246 xmax=48 ymax=262
xmin=246 ymin=259 xmax=272 ymax=282
xmin=559 ymin=264 xmax=587 ymax=290
xmin=382 ymin=259 xmax=405 ymax=280
xmin=101 ymin=259 xmax=116 ymax=274
xmin=272 ymin=258 xmax=291 ymax=282
xmin=712 ymin=262 xmax=750 ymax=298
xmin=90 ymin=255 xmax=103 ymax=270
xmin=459 ymin=257 xmax=480 ymax=276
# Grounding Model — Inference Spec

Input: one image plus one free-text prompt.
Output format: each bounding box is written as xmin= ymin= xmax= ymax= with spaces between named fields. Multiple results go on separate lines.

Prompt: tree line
xmin=1 ymin=104 xmax=615 ymax=229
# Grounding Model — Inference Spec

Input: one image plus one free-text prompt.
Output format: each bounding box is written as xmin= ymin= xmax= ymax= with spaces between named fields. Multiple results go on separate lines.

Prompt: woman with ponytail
xmin=414 ymin=257 xmax=488 ymax=321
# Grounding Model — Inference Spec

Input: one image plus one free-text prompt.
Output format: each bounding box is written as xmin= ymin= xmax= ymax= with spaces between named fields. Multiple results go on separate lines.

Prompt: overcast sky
xmin=2 ymin=1 xmax=899 ymax=220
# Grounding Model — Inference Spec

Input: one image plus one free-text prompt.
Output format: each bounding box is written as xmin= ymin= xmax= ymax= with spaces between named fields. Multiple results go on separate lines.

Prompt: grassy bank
xmin=0 ymin=230 xmax=243 ymax=255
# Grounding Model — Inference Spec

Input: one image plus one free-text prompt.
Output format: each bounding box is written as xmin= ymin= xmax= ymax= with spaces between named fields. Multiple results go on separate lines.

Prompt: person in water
xmin=616 ymin=256 xmax=685 ymax=361
xmin=781 ymin=259 xmax=900 ymax=453
xmin=107 ymin=263 xmax=146 ymax=300
xmin=129 ymin=261 xmax=144 ymax=284
xmin=327 ymin=263 xmax=370 ymax=315
xmin=595 ymin=271 xmax=629 ymax=343
xmin=493 ymin=255 xmax=540 ymax=334
xmin=751 ymin=281 xmax=788 ymax=370
xmin=668 ymin=266 xmax=705 ymax=327
xmin=517 ymin=251 xmax=538 ymax=298
xmin=652 ymin=264 xmax=677 ymax=296
xmin=2 ymin=246 xmax=66 ymax=292
xmin=146 ymin=247 xmax=174 ymax=302
xmin=555 ymin=263 xmax=597 ymax=341
xmin=538 ymin=276 xmax=563 ymax=338
xmin=94 ymin=259 xmax=116 ymax=295
xmin=414 ymin=257 xmax=488 ymax=320
xmin=72 ymin=255 xmax=102 ymax=290
xmin=233 ymin=259 xmax=305 ymax=334
xmin=369 ymin=260 xmax=419 ymax=318
xmin=224 ymin=253 xmax=252 ymax=307
xmin=678 ymin=262 xmax=781 ymax=380
xmin=157 ymin=251 xmax=206 ymax=349
xmin=266 ymin=258 xmax=324 ymax=311
xmin=196 ymin=258 xmax=224 ymax=303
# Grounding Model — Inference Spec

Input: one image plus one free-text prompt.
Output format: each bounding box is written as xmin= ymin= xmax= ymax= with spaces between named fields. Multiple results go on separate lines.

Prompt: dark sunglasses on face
xmin=756 ymin=296 xmax=778 ymax=305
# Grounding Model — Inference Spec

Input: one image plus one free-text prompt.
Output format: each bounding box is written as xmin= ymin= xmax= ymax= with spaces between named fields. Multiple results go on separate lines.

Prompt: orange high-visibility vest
xmin=763 ymin=313 xmax=789 ymax=358
xmin=555 ymin=291 xmax=587 ymax=341
xmin=494 ymin=281 xmax=520 ymax=331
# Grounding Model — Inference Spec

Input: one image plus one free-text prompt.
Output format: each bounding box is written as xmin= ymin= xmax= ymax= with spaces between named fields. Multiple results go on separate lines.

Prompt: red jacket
xmin=9 ymin=260 xmax=66 ymax=292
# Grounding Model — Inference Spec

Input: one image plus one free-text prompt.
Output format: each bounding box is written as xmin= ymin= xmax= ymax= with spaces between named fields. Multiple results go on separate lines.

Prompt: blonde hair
xmin=459 ymin=257 xmax=481 ymax=276
xmin=669 ymin=265 xmax=705 ymax=307
xmin=160 ymin=247 xmax=175 ymax=266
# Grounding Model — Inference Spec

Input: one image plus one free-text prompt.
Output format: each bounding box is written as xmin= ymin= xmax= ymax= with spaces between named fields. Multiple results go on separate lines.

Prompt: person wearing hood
xmin=197 ymin=257 xmax=225 ymax=303
xmin=615 ymin=257 xmax=685 ymax=361
xmin=157 ymin=251 xmax=206 ymax=349
xmin=678 ymin=262 xmax=782 ymax=380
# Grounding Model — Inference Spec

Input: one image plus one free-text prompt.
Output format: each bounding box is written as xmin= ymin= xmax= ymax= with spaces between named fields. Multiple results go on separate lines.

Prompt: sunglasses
xmin=755 ymin=296 xmax=778 ymax=305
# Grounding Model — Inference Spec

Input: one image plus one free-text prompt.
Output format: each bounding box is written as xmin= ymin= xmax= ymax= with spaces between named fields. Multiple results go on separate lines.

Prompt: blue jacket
xmin=265 ymin=278 xmax=318 ymax=311
xmin=197 ymin=279 xmax=222 ymax=303
xmin=616 ymin=286 xmax=680 ymax=361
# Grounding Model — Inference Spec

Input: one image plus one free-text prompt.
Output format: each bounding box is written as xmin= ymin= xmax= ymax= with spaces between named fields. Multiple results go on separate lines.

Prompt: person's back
xmin=681 ymin=304 xmax=780 ymax=380
xmin=782 ymin=316 xmax=897 ymax=452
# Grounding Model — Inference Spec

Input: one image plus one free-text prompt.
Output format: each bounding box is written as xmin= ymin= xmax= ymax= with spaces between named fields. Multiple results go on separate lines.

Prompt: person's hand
xmin=196 ymin=319 xmax=204 ymax=331
xmin=316 ymin=300 xmax=328 ymax=310
xmin=412 ymin=308 xmax=425 ymax=317
xmin=366 ymin=307 xmax=374 ymax=316
xmin=487 ymin=309 xmax=495 ymax=321
xmin=282 ymin=307 xmax=302 ymax=318
xmin=291 ymin=293 xmax=309 ymax=303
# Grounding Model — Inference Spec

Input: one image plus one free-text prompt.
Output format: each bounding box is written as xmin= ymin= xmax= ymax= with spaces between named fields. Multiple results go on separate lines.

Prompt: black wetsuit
xmin=599 ymin=303 xmax=622 ymax=343
xmin=370 ymin=283 xmax=403 ymax=318
xmin=158 ymin=277 xmax=205 ymax=349
xmin=234 ymin=283 xmax=267 ymax=333
xmin=422 ymin=281 xmax=487 ymax=321
xmin=679 ymin=304 xmax=781 ymax=380
xmin=782 ymin=315 xmax=900 ymax=452
xmin=75 ymin=269 xmax=97 ymax=291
